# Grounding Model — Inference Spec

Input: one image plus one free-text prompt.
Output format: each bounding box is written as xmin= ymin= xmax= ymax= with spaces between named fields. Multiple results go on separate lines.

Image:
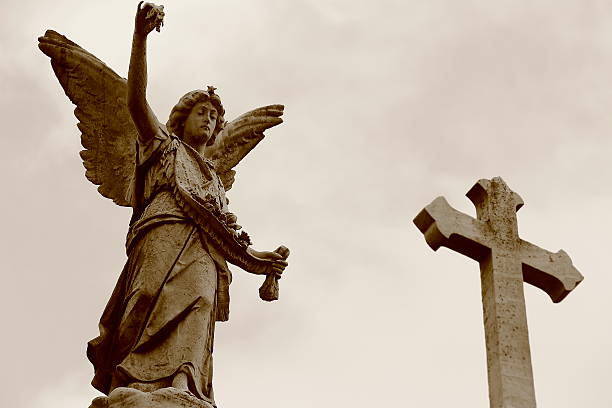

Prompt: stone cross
xmin=413 ymin=177 xmax=583 ymax=408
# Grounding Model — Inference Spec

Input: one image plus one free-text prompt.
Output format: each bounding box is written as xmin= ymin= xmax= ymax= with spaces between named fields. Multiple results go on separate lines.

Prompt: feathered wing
xmin=205 ymin=105 xmax=284 ymax=190
xmin=38 ymin=30 xmax=138 ymax=207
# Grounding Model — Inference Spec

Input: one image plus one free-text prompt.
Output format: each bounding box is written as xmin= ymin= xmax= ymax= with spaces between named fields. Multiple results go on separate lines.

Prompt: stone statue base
xmin=89 ymin=387 xmax=215 ymax=408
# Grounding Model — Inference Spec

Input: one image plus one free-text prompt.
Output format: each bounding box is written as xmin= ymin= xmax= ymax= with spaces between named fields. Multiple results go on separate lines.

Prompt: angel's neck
xmin=184 ymin=141 xmax=207 ymax=157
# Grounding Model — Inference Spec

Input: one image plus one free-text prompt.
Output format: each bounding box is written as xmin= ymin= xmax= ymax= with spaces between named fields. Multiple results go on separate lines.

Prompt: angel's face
xmin=183 ymin=100 xmax=218 ymax=147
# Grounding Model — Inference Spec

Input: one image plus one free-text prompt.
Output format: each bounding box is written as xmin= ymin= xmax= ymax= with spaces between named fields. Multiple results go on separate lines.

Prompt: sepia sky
xmin=1 ymin=0 xmax=611 ymax=406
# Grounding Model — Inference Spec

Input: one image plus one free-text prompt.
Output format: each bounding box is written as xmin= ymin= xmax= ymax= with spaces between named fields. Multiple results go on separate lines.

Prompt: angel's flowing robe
xmin=87 ymin=128 xmax=232 ymax=405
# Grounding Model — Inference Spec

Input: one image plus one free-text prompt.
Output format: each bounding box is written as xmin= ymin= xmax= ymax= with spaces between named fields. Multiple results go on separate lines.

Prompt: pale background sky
xmin=1 ymin=0 xmax=611 ymax=407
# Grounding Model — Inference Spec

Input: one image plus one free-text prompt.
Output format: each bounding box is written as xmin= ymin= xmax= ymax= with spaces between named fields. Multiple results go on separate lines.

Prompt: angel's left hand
xmin=249 ymin=246 xmax=290 ymax=277
xmin=254 ymin=245 xmax=290 ymax=260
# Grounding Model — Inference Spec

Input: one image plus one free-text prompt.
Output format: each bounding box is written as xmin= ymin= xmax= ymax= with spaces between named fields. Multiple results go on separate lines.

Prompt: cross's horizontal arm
xmin=414 ymin=196 xmax=492 ymax=262
xmin=519 ymin=240 xmax=584 ymax=303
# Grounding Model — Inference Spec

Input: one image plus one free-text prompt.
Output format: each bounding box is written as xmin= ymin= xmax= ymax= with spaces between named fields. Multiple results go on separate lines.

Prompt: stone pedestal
xmin=89 ymin=387 xmax=215 ymax=408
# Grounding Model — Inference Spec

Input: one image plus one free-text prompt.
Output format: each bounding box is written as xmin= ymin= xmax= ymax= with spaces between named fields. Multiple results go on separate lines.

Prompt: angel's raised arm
xmin=127 ymin=2 xmax=165 ymax=144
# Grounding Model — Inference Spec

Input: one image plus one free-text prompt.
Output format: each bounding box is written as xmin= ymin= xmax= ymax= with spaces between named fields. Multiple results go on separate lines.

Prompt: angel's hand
xmin=135 ymin=2 xmax=165 ymax=37
xmin=249 ymin=246 xmax=290 ymax=277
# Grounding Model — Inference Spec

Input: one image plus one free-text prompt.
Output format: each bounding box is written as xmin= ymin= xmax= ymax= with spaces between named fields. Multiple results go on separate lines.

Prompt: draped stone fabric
xmin=87 ymin=129 xmax=232 ymax=404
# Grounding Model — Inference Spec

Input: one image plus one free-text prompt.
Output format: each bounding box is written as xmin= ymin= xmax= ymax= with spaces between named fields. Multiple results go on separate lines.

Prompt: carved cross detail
xmin=413 ymin=177 xmax=583 ymax=408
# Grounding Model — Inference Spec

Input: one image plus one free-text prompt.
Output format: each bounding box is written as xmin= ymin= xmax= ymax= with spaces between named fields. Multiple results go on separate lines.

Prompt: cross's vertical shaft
xmin=480 ymin=250 xmax=535 ymax=407
xmin=471 ymin=178 xmax=536 ymax=407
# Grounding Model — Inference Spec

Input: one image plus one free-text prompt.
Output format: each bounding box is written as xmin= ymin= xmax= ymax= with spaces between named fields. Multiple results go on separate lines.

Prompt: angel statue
xmin=39 ymin=3 xmax=290 ymax=407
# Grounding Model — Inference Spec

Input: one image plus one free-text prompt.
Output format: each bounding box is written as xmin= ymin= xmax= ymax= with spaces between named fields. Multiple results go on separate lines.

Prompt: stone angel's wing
xmin=205 ymin=105 xmax=284 ymax=190
xmin=38 ymin=30 xmax=137 ymax=207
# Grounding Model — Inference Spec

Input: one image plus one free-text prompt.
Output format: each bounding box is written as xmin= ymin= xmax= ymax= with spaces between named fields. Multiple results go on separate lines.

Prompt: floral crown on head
xmin=203 ymin=85 xmax=225 ymax=118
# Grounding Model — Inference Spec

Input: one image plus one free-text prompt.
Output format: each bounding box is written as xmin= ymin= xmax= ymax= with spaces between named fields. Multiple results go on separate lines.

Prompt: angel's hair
xmin=166 ymin=88 xmax=226 ymax=146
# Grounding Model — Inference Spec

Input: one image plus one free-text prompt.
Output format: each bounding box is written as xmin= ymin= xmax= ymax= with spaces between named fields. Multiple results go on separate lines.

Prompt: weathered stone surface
xmin=89 ymin=387 xmax=215 ymax=408
xmin=414 ymin=177 xmax=583 ymax=408
xmin=39 ymin=2 xmax=290 ymax=406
